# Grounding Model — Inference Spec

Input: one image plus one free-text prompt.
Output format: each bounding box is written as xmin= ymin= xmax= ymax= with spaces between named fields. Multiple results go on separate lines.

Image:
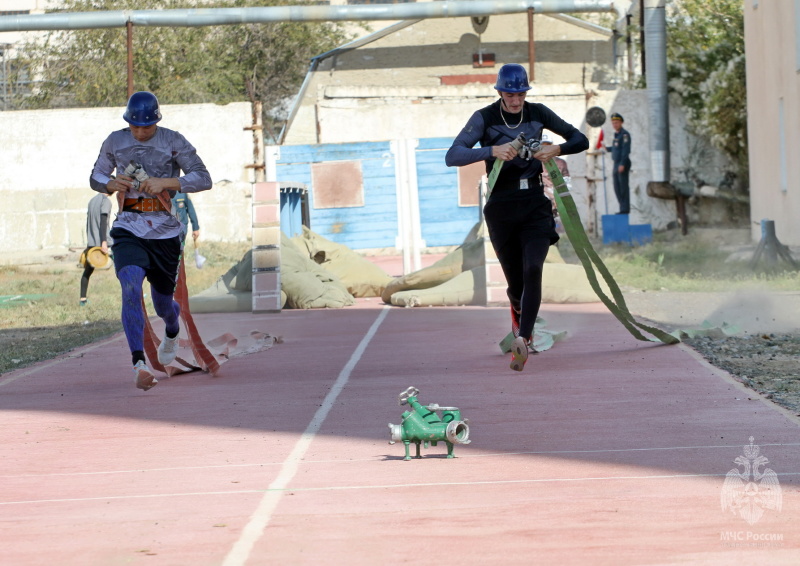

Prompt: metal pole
xmin=639 ymin=0 xmax=646 ymax=76
xmin=626 ymin=14 xmax=633 ymax=82
xmin=527 ymin=8 xmax=535 ymax=82
xmin=600 ymin=152 xmax=608 ymax=214
xmin=126 ymin=21 xmax=133 ymax=97
xmin=0 ymin=1 xmax=618 ymax=32
xmin=2 ymin=46 xmax=7 ymax=111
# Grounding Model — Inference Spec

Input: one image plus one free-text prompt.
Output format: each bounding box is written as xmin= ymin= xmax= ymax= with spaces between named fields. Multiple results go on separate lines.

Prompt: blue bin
xmin=279 ymin=183 xmax=309 ymax=238
xmin=601 ymin=214 xmax=652 ymax=246
xmin=629 ymin=223 xmax=653 ymax=245
xmin=602 ymin=214 xmax=630 ymax=245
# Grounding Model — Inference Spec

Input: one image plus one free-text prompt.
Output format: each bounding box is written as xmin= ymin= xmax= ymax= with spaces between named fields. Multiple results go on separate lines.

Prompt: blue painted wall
xmin=416 ymin=137 xmax=480 ymax=247
xmin=276 ymin=141 xmax=396 ymax=249
xmin=275 ymin=138 xmax=479 ymax=250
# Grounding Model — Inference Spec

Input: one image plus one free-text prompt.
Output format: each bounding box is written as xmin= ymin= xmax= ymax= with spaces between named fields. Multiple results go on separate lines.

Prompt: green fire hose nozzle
xmin=388 ymin=386 xmax=470 ymax=460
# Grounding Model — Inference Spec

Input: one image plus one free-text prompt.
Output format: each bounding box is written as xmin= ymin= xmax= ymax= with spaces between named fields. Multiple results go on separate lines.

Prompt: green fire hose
xmin=543 ymin=157 xmax=680 ymax=345
xmin=489 ymin=145 xmax=681 ymax=352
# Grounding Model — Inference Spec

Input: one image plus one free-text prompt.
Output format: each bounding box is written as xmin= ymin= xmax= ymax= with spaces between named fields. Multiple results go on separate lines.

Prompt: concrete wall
xmin=0 ymin=101 xmax=255 ymax=259
xmin=744 ymin=0 xmax=800 ymax=246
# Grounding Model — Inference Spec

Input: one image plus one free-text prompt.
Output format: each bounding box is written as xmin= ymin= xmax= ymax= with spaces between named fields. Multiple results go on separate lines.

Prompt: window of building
xmin=311 ymin=161 xmax=365 ymax=208
xmin=457 ymin=162 xmax=485 ymax=207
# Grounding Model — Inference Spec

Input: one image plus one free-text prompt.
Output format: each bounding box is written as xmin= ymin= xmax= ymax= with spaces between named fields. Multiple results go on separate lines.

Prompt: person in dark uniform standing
xmin=446 ymin=63 xmax=588 ymax=372
xmin=607 ymin=112 xmax=631 ymax=214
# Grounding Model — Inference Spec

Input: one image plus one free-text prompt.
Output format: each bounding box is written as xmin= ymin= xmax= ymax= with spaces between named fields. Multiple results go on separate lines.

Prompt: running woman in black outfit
xmin=446 ymin=64 xmax=588 ymax=372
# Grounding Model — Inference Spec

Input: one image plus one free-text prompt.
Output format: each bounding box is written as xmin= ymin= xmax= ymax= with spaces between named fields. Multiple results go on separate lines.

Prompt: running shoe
xmin=510 ymin=336 xmax=529 ymax=372
xmin=510 ymin=306 xmax=521 ymax=338
xmin=133 ymin=360 xmax=158 ymax=391
xmin=157 ymin=331 xmax=180 ymax=365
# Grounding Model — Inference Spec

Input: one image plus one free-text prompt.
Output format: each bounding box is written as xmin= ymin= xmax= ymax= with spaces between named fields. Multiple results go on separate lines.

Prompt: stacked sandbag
xmin=387 ymin=246 xmax=605 ymax=307
xmin=381 ymin=238 xmax=485 ymax=303
xmin=382 ymin=231 xmax=605 ymax=307
xmin=541 ymin=262 xmax=611 ymax=303
xmin=281 ymin=232 xmax=355 ymax=309
xmin=390 ymin=267 xmax=486 ymax=307
xmin=291 ymin=227 xmax=392 ymax=298
xmin=544 ymin=245 xmax=567 ymax=264
xmin=189 ymin=250 xmax=253 ymax=313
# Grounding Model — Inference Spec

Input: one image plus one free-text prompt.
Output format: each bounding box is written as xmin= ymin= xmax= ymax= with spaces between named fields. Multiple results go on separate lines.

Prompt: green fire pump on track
xmin=388 ymin=386 xmax=470 ymax=460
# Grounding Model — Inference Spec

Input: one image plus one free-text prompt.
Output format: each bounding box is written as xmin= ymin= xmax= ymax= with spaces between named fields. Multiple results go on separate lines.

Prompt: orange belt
xmin=123 ymin=197 xmax=170 ymax=213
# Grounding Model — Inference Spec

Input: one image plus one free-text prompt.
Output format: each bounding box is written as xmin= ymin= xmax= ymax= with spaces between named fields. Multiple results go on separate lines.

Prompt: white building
xmin=744 ymin=0 xmax=800 ymax=246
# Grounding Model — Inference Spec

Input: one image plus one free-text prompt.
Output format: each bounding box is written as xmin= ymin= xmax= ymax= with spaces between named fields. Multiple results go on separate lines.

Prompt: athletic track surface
xmin=1 ymin=261 xmax=798 ymax=565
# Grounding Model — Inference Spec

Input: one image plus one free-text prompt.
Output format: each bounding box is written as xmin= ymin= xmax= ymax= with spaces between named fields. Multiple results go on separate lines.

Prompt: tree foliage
xmin=14 ymin=0 xmax=352 ymax=140
xmin=666 ymin=0 xmax=747 ymax=180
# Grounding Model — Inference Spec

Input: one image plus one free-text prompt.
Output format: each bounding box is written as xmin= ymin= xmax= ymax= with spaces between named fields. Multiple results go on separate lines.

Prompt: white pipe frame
xmin=0 ymin=1 xmax=619 ymax=32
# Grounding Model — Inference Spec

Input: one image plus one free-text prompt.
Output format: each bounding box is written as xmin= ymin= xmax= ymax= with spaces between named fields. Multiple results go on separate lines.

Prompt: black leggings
xmin=484 ymin=196 xmax=557 ymax=342
xmin=80 ymin=263 xmax=94 ymax=299
xmin=493 ymin=237 xmax=551 ymax=341
xmin=80 ymin=246 xmax=95 ymax=299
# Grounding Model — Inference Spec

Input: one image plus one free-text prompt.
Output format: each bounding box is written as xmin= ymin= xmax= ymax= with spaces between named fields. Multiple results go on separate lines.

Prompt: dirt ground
xmin=624 ymin=290 xmax=800 ymax=417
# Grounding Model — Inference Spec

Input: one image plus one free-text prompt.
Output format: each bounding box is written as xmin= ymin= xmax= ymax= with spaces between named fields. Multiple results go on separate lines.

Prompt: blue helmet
xmin=494 ymin=64 xmax=531 ymax=93
xmin=123 ymin=91 xmax=162 ymax=126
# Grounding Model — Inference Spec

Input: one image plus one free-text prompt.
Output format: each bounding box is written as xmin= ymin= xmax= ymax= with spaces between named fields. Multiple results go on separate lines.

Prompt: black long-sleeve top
xmin=446 ymin=99 xmax=588 ymax=201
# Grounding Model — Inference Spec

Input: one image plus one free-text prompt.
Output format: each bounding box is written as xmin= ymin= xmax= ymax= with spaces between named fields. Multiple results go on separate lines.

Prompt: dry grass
xmin=0 ymin=242 xmax=250 ymax=375
xmin=558 ymin=230 xmax=800 ymax=292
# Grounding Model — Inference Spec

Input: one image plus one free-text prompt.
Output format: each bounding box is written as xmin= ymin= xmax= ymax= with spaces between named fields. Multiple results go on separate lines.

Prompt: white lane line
xmin=5 ymin=442 xmax=800 ymax=479
xmin=221 ymin=306 xmax=390 ymax=566
xmin=465 ymin=442 xmax=800 ymax=457
xmin=4 ymin=472 xmax=800 ymax=506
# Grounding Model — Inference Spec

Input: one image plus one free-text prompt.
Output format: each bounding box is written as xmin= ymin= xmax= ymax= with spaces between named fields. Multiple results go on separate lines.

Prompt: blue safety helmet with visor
xmin=123 ymin=91 xmax=162 ymax=127
xmin=494 ymin=64 xmax=532 ymax=93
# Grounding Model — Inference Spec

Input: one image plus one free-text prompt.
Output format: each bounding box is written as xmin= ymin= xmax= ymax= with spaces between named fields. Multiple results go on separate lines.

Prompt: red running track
xmin=1 ymin=298 xmax=799 ymax=565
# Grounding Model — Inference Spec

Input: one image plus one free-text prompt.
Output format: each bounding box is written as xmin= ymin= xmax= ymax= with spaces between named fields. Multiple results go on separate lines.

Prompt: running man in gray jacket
xmin=90 ymin=91 xmax=212 ymax=391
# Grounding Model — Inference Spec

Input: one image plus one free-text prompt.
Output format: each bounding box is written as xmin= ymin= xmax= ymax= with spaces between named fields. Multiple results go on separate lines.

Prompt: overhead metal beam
xmin=0 ymin=0 xmax=617 ymax=32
